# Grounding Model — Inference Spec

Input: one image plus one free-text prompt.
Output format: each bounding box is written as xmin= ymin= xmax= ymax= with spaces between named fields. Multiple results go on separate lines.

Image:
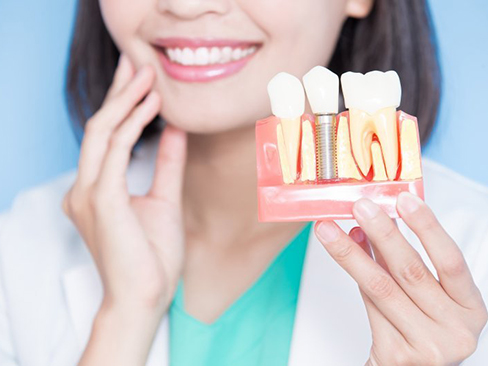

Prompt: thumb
xmin=148 ymin=124 xmax=187 ymax=202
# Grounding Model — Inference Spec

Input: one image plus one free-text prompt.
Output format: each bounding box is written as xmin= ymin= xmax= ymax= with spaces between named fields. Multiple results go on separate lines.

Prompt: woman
xmin=1 ymin=0 xmax=488 ymax=365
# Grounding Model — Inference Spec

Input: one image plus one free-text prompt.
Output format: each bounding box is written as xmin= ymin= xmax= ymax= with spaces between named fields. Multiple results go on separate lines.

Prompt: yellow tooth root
xmin=300 ymin=120 xmax=316 ymax=182
xmin=371 ymin=141 xmax=388 ymax=181
xmin=280 ymin=117 xmax=301 ymax=180
xmin=336 ymin=116 xmax=362 ymax=180
xmin=400 ymin=119 xmax=422 ymax=180
xmin=349 ymin=107 xmax=398 ymax=181
xmin=277 ymin=123 xmax=294 ymax=184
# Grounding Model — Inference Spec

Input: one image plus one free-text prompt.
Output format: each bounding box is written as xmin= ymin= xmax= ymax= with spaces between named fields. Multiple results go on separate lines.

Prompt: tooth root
xmin=373 ymin=107 xmax=398 ymax=180
xmin=336 ymin=116 xmax=362 ymax=180
xmin=276 ymin=123 xmax=293 ymax=184
xmin=349 ymin=107 xmax=398 ymax=181
xmin=349 ymin=109 xmax=374 ymax=176
xmin=400 ymin=119 xmax=422 ymax=180
xmin=300 ymin=119 xmax=316 ymax=181
xmin=280 ymin=117 xmax=301 ymax=180
xmin=371 ymin=141 xmax=388 ymax=181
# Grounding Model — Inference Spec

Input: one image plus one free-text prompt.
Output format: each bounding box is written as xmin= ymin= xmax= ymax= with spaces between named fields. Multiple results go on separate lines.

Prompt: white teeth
xmin=302 ymin=66 xmax=339 ymax=114
xmin=267 ymin=72 xmax=305 ymax=119
xmin=232 ymin=48 xmax=242 ymax=61
xmin=181 ymin=47 xmax=194 ymax=65
xmin=341 ymin=70 xmax=402 ymax=115
xmin=210 ymin=47 xmax=220 ymax=63
xmin=195 ymin=47 xmax=209 ymax=65
xmin=164 ymin=45 xmax=258 ymax=66
xmin=221 ymin=47 xmax=232 ymax=63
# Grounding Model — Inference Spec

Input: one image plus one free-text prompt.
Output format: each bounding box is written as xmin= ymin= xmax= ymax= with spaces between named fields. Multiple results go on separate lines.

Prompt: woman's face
xmin=100 ymin=0 xmax=372 ymax=134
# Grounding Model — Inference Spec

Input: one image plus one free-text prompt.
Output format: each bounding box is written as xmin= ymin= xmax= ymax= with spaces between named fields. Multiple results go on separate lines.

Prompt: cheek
xmin=247 ymin=0 xmax=347 ymax=71
xmin=99 ymin=0 xmax=146 ymax=50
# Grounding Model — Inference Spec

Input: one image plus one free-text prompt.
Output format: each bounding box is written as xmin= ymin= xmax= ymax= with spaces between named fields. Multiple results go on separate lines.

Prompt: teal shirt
xmin=169 ymin=223 xmax=312 ymax=366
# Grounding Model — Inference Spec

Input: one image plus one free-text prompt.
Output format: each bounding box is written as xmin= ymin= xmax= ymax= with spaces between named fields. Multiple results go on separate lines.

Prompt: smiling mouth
xmin=159 ymin=45 xmax=259 ymax=66
xmin=153 ymin=38 xmax=262 ymax=82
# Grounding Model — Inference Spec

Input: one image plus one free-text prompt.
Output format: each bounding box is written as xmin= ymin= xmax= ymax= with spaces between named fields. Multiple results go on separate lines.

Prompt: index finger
xmin=396 ymin=192 xmax=484 ymax=310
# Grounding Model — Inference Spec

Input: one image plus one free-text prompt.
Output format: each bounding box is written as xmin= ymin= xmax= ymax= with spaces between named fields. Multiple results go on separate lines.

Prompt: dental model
xmin=255 ymin=67 xmax=424 ymax=221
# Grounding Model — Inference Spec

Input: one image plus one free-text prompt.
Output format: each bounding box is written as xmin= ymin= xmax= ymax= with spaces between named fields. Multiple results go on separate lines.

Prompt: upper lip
xmin=153 ymin=37 xmax=261 ymax=49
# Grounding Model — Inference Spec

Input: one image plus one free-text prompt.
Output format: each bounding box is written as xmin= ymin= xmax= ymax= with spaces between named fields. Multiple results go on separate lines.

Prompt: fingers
xmin=352 ymin=198 xmax=453 ymax=320
xmin=315 ymin=221 xmax=427 ymax=339
xmin=397 ymin=192 xmax=484 ymax=310
xmin=350 ymin=227 xmax=406 ymax=342
xmin=148 ymin=124 xmax=187 ymax=202
xmin=77 ymin=64 xmax=156 ymax=188
xmin=96 ymin=91 xmax=161 ymax=194
xmin=104 ymin=54 xmax=135 ymax=101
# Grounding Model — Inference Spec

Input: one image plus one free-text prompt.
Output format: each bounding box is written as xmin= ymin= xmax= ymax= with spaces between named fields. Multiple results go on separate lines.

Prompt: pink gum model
xmin=255 ymin=111 xmax=424 ymax=222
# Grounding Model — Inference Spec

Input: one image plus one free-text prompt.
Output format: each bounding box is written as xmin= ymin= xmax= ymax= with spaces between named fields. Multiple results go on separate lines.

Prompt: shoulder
xmin=0 ymin=169 xmax=78 ymax=241
xmin=0 ymin=170 xmax=82 ymax=276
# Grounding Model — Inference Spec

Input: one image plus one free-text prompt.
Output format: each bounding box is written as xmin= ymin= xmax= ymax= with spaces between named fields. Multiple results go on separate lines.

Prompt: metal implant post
xmin=315 ymin=114 xmax=338 ymax=181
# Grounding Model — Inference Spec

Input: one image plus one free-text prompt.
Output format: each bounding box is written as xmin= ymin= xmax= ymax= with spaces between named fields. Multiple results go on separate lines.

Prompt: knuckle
xmin=441 ymin=254 xmax=466 ymax=277
xmin=84 ymin=117 xmax=101 ymax=134
xmin=419 ymin=213 xmax=440 ymax=232
xmin=399 ymin=257 xmax=428 ymax=285
xmin=455 ymin=331 xmax=478 ymax=360
xmin=333 ymin=243 xmax=354 ymax=263
xmin=391 ymin=352 xmax=415 ymax=366
xmin=110 ymin=132 xmax=131 ymax=150
xmin=375 ymin=222 xmax=398 ymax=242
xmin=366 ymin=273 xmax=395 ymax=300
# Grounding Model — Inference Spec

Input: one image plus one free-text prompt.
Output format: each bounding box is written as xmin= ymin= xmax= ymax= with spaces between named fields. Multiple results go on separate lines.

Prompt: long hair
xmin=66 ymin=0 xmax=440 ymax=145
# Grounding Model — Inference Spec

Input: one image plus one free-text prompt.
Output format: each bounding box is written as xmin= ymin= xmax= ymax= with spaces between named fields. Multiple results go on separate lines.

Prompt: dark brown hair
xmin=66 ymin=0 xmax=440 ymax=144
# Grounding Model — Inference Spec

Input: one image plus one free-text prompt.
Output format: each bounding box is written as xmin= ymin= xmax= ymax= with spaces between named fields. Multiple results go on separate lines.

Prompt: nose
xmin=158 ymin=0 xmax=230 ymax=20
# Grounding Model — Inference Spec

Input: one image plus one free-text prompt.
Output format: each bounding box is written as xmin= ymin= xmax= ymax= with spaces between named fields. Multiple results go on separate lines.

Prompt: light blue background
xmin=0 ymin=0 xmax=487 ymax=211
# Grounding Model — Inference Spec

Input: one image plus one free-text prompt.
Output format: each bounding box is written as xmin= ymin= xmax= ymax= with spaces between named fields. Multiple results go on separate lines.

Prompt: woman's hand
xmin=62 ymin=54 xmax=187 ymax=365
xmin=315 ymin=192 xmax=488 ymax=366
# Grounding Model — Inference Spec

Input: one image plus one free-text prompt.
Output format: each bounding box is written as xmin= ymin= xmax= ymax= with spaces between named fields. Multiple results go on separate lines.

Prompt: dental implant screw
xmin=315 ymin=114 xmax=338 ymax=181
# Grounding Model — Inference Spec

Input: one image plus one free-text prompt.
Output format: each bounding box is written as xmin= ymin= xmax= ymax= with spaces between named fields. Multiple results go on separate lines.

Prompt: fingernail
xmin=350 ymin=227 xmax=365 ymax=243
xmin=397 ymin=192 xmax=422 ymax=214
xmin=316 ymin=221 xmax=339 ymax=242
xmin=354 ymin=199 xmax=380 ymax=220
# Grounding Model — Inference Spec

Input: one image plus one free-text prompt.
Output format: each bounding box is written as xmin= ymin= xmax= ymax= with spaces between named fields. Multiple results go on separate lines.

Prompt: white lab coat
xmin=1 ymin=135 xmax=488 ymax=366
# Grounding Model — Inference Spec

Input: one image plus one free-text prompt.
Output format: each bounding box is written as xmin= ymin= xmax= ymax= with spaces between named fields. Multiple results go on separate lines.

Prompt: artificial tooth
xmin=300 ymin=119 xmax=316 ymax=181
xmin=302 ymin=66 xmax=339 ymax=114
xmin=336 ymin=116 xmax=362 ymax=180
xmin=267 ymin=72 xmax=305 ymax=182
xmin=341 ymin=71 xmax=402 ymax=180
xmin=371 ymin=141 xmax=388 ymax=181
xmin=400 ymin=119 xmax=422 ymax=180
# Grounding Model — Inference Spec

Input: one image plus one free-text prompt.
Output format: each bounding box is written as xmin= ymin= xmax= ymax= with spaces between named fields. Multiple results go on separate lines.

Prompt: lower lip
xmin=157 ymin=48 xmax=258 ymax=82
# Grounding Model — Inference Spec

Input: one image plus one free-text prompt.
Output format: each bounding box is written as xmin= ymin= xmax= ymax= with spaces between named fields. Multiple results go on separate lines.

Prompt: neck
xmin=182 ymin=124 xmax=304 ymax=247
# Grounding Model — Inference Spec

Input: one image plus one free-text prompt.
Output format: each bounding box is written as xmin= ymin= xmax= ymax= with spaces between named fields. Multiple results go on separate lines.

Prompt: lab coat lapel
xmin=288 ymin=222 xmax=372 ymax=366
